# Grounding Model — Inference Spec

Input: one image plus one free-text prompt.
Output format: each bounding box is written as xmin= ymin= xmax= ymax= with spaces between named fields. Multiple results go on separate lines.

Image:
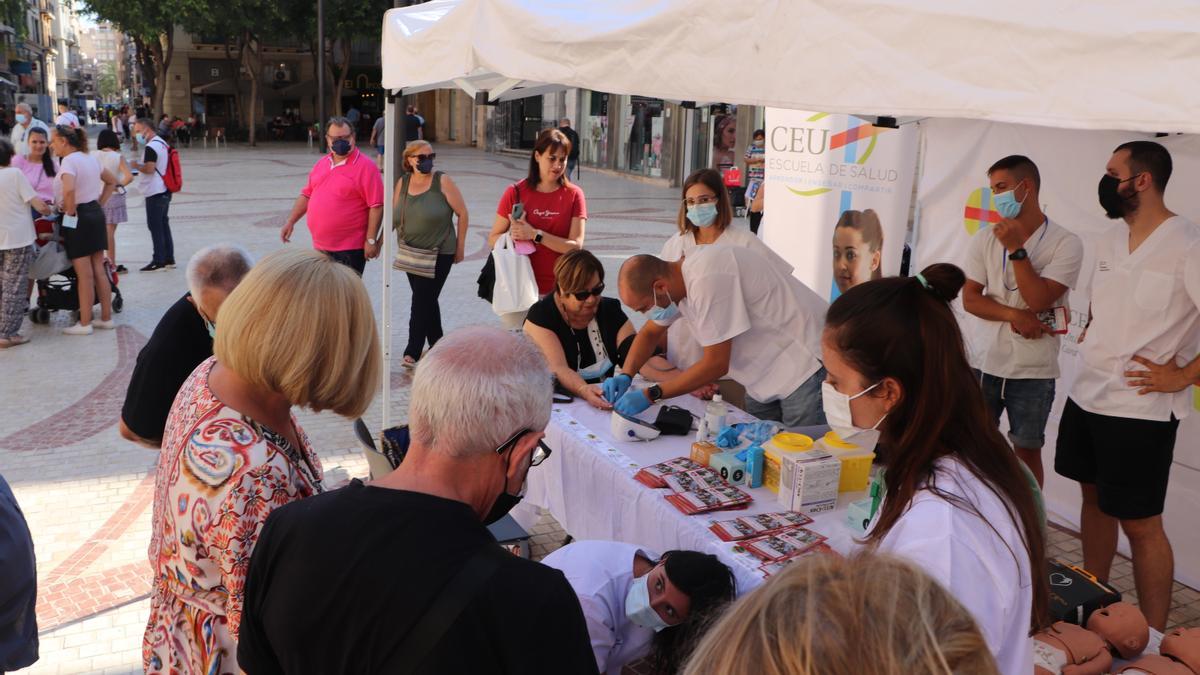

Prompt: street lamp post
xmin=316 ymin=0 xmax=325 ymax=152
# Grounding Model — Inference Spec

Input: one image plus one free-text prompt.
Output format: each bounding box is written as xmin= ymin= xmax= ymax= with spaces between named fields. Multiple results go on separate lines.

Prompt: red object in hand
xmin=723 ymin=167 xmax=742 ymax=187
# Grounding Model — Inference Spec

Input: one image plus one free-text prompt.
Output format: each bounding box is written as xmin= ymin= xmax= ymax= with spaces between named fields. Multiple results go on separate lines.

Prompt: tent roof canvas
xmin=383 ymin=0 xmax=1200 ymax=134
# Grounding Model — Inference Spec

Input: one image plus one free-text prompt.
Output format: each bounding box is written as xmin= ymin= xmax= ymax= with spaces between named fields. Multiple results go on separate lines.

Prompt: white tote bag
xmin=490 ymin=233 xmax=539 ymax=317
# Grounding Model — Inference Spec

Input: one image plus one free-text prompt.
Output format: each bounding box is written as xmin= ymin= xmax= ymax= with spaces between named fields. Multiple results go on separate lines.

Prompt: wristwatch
xmin=534 ymin=230 xmax=544 ymax=244
xmin=1008 ymin=248 xmax=1028 ymax=261
xmin=646 ymin=384 xmax=664 ymax=403
xmin=367 ymin=237 xmax=378 ymax=246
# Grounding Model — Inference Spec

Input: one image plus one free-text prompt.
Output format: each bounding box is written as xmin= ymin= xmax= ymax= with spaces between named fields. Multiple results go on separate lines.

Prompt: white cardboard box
xmin=777 ymin=448 xmax=842 ymax=514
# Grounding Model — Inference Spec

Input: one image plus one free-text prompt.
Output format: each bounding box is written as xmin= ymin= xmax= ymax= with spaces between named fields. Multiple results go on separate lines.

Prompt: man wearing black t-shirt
xmin=404 ymin=104 xmax=422 ymax=143
xmin=239 ymin=327 xmax=598 ymax=675
xmin=119 ymin=245 xmax=253 ymax=447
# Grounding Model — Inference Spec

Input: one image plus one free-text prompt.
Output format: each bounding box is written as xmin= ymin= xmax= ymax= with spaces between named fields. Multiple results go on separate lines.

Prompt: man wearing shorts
xmin=963 ymin=155 xmax=1083 ymax=486
xmin=1057 ymin=141 xmax=1200 ymax=631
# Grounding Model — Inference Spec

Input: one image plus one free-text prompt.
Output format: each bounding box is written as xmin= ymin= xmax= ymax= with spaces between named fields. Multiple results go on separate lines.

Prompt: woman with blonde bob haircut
xmin=143 ymin=249 xmax=380 ymax=674
xmin=682 ymin=553 xmax=999 ymax=675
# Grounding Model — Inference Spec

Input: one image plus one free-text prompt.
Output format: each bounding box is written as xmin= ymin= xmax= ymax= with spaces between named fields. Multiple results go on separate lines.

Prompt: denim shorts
xmin=975 ymin=371 xmax=1056 ymax=449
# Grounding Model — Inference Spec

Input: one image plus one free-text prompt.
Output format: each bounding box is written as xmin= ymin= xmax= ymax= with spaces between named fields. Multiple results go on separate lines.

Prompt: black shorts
xmin=1054 ymin=398 xmax=1178 ymax=520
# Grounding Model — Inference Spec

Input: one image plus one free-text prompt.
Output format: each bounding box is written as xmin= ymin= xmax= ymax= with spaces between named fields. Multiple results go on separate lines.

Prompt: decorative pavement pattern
xmin=1 ymin=139 xmax=1195 ymax=674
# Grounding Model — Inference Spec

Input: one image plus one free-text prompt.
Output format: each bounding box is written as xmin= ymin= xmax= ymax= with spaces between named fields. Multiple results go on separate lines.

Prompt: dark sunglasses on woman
xmin=566 ymin=284 xmax=604 ymax=302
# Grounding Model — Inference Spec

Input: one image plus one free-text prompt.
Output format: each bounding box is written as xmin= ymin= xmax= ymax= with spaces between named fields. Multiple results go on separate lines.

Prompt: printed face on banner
xmin=761 ymin=109 xmax=918 ymax=301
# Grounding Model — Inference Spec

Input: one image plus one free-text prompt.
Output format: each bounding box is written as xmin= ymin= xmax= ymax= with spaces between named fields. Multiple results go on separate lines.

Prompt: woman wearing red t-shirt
xmin=488 ymin=128 xmax=588 ymax=299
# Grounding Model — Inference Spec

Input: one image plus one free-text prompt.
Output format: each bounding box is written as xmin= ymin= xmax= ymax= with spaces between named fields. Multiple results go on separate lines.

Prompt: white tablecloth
xmin=511 ymin=394 xmax=869 ymax=594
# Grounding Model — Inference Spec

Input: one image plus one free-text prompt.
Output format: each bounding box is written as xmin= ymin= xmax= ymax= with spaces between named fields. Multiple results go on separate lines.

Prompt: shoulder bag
xmin=392 ymin=172 xmax=443 ymax=279
xmin=380 ymin=544 xmax=507 ymax=674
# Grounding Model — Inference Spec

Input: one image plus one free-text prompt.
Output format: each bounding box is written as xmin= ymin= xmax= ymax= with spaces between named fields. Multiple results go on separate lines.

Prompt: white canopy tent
xmin=375 ymin=1 xmax=1200 ymax=584
xmin=378 ymin=0 xmax=1200 ymax=419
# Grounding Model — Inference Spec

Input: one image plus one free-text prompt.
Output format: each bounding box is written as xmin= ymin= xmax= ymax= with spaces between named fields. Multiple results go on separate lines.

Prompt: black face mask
xmin=330 ymin=139 xmax=352 ymax=156
xmin=483 ymin=491 xmax=523 ymax=525
xmin=1098 ymin=173 xmax=1139 ymax=220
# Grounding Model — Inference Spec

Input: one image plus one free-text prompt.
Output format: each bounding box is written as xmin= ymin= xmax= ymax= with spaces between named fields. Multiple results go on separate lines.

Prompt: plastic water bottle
xmin=704 ymin=395 xmax=727 ymax=434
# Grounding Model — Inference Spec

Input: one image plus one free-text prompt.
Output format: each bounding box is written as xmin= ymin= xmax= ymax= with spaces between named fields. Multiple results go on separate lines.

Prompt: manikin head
xmin=1161 ymin=627 xmax=1200 ymax=673
xmin=1087 ymin=602 xmax=1150 ymax=660
xmin=1118 ymin=654 xmax=1194 ymax=675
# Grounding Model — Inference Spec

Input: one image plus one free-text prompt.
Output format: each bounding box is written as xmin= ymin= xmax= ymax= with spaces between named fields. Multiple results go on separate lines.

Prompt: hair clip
xmin=915 ymin=272 xmax=932 ymax=291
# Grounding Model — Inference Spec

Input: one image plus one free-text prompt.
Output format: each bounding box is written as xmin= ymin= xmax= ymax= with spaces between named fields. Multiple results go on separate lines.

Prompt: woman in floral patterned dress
xmin=143 ymin=249 xmax=381 ymax=674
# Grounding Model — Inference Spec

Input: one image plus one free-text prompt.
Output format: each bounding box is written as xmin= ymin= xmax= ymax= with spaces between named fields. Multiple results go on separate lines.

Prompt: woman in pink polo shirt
xmin=488 ymin=128 xmax=588 ymax=313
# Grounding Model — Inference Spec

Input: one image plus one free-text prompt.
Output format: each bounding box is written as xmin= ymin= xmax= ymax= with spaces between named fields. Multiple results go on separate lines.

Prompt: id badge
xmin=61 ymin=213 xmax=78 ymax=230
xmin=1037 ymin=306 xmax=1069 ymax=334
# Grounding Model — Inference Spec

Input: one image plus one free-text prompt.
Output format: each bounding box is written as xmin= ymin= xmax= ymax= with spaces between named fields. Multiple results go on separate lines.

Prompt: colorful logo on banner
xmin=785 ymin=113 xmax=890 ymax=198
xmin=963 ymin=187 xmax=1002 ymax=235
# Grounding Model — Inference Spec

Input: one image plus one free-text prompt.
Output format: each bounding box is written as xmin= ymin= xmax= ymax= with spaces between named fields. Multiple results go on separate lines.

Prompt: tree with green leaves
xmin=280 ymin=0 xmax=391 ymax=116
xmin=97 ymin=61 xmax=119 ymax=101
xmin=80 ymin=0 xmax=209 ymax=115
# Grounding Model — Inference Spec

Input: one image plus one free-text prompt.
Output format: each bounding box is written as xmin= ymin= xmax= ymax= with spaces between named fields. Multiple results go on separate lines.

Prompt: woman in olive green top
xmin=393 ymin=141 xmax=469 ymax=367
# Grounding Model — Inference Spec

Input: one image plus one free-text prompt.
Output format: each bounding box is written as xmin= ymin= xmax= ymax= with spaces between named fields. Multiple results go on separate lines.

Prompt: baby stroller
xmin=27 ymin=217 xmax=124 ymax=325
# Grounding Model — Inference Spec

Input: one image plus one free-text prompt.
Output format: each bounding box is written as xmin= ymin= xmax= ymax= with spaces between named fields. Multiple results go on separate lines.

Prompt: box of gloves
xmin=776 ymin=447 xmax=841 ymax=515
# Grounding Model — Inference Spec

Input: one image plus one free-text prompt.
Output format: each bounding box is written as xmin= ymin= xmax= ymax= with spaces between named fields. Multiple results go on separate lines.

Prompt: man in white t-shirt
xmin=606 ymin=247 xmax=828 ymax=426
xmin=130 ymin=117 xmax=175 ymax=271
xmin=963 ymin=155 xmax=1083 ymax=487
xmin=10 ymin=103 xmax=48 ymax=156
xmin=1056 ymin=141 xmax=1200 ymax=631
xmin=55 ymin=102 xmax=79 ymax=128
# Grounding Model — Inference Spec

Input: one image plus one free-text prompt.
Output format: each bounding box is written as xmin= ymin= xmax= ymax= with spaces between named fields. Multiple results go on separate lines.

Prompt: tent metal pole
xmin=381 ymin=91 xmax=398 ymax=431
xmin=316 ymin=0 xmax=325 ymax=149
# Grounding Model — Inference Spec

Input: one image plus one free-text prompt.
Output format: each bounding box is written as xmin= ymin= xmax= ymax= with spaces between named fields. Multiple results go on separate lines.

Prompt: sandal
xmin=401 ymin=355 xmax=417 ymax=369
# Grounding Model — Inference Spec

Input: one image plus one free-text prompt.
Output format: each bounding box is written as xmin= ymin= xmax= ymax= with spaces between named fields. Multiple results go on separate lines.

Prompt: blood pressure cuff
xmin=654 ymin=406 xmax=693 ymax=436
xmin=1048 ymin=559 xmax=1121 ymax=625
xmin=615 ymin=334 xmax=665 ymax=370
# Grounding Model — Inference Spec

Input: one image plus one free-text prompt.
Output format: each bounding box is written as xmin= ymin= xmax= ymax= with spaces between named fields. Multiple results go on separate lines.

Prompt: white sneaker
xmin=93 ymin=319 xmax=116 ymax=329
xmin=63 ymin=323 xmax=94 ymax=335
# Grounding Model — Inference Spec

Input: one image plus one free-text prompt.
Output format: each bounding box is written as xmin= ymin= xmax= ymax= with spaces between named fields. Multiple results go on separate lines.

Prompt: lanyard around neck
xmin=1002 ymin=220 xmax=1047 ymax=292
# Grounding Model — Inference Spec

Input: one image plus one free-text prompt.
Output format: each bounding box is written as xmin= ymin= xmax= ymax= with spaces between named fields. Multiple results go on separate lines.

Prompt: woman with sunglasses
xmin=393 ymin=140 xmax=469 ymax=367
xmin=524 ymin=249 xmax=673 ymax=410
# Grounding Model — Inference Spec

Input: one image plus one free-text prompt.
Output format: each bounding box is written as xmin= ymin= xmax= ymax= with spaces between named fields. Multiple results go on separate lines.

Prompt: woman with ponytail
xmin=820 ymin=263 xmax=1048 ymax=675
xmin=50 ymin=125 xmax=118 ymax=334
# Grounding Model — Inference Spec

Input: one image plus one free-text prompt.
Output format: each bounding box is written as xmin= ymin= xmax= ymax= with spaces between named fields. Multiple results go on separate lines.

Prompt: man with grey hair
xmin=280 ymin=116 xmax=384 ymax=276
xmin=119 ymin=245 xmax=254 ymax=448
xmin=10 ymin=103 xmax=48 ymax=156
xmin=238 ymin=327 xmax=600 ymax=675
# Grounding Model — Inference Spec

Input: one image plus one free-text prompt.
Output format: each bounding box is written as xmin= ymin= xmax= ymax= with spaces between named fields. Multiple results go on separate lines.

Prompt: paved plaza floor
xmin=1 ymin=140 xmax=1196 ymax=674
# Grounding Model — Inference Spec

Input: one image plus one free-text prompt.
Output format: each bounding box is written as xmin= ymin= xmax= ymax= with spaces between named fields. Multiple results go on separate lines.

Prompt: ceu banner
xmin=761 ymin=108 xmax=918 ymax=301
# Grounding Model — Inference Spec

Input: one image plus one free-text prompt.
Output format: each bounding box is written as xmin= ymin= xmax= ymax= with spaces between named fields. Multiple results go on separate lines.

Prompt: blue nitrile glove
xmin=602 ymin=373 xmax=632 ymax=403
xmin=614 ymin=388 xmax=652 ymax=416
xmin=715 ymin=425 xmax=743 ymax=449
xmin=744 ymin=421 xmax=781 ymax=445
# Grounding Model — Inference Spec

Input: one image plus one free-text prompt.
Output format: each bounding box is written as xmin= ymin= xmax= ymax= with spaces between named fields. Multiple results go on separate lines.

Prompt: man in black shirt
xmin=559 ymin=118 xmax=581 ymax=180
xmin=404 ymin=104 xmax=422 ymax=143
xmin=119 ymin=245 xmax=253 ymax=447
xmin=239 ymin=327 xmax=599 ymax=675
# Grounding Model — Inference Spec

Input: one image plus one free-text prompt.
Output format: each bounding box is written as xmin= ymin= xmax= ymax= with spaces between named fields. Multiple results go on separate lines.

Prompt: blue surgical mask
xmin=687 ymin=202 xmax=718 ymax=228
xmin=137 ymin=135 xmax=148 ymax=147
xmin=15 ymin=114 xmax=27 ymax=124
xmin=416 ymin=157 xmax=434 ymax=174
xmin=992 ymin=182 xmax=1026 ymax=219
xmin=625 ymin=574 xmax=670 ymax=632
xmin=331 ymin=139 xmax=352 ymax=156
xmin=204 ymin=319 xmax=216 ymax=339
xmin=646 ymin=286 xmax=679 ymax=323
